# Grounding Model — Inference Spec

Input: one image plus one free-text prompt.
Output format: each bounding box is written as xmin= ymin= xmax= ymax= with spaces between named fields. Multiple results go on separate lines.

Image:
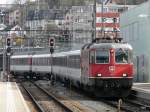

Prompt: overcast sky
xmin=0 ymin=0 xmax=37 ymax=4
xmin=0 ymin=0 xmax=14 ymax=4
xmin=0 ymin=0 xmax=7 ymax=4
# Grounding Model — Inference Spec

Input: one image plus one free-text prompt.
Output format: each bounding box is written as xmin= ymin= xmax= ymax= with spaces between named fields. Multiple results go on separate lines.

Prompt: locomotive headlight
xmin=97 ymin=74 xmax=102 ymax=77
xmin=123 ymin=73 xmax=127 ymax=77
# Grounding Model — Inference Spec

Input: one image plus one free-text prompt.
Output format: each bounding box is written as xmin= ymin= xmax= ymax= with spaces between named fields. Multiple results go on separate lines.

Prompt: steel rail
xmin=126 ymin=91 xmax=150 ymax=111
xmin=32 ymin=81 xmax=74 ymax=112
xmin=21 ymin=83 xmax=45 ymax=112
xmin=101 ymin=99 xmax=135 ymax=112
xmin=125 ymin=99 xmax=150 ymax=111
xmin=102 ymin=96 xmax=150 ymax=112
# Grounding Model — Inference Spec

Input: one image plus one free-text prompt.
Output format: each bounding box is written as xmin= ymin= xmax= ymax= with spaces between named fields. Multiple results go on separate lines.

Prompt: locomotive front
xmin=81 ymin=43 xmax=134 ymax=97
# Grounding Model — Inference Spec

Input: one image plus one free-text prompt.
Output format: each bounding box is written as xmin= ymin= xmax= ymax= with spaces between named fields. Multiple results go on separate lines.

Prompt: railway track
xmin=102 ymin=91 xmax=150 ymax=112
xmin=34 ymin=80 xmax=117 ymax=112
xmin=33 ymin=81 xmax=92 ymax=112
xmin=21 ymin=80 xmax=150 ymax=112
xmin=125 ymin=91 xmax=150 ymax=111
xmin=21 ymin=81 xmax=73 ymax=112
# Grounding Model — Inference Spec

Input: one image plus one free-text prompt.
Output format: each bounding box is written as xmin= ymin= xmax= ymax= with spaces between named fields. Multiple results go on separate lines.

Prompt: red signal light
xmin=49 ymin=38 xmax=55 ymax=47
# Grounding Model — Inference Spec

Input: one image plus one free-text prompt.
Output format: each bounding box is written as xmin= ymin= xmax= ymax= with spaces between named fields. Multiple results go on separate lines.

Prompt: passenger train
xmin=10 ymin=39 xmax=134 ymax=97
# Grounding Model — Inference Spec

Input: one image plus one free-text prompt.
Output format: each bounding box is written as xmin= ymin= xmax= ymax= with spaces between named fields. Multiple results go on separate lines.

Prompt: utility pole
xmin=0 ymin=11 xmax=6 ymax=81
xmin=2 ymin=37 xmax=6 ymax=81
xmin=93 ymin=0 xmax=96 ymax=41
xmin=101 ymin=0 xmax=104 ymax=36
xmin=6 ymin=38 xmax=11 ymax=78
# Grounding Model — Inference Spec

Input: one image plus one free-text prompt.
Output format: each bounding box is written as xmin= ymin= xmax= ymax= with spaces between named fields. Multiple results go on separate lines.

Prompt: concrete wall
xmin=120 ymin=1 xmax=150 ymax=82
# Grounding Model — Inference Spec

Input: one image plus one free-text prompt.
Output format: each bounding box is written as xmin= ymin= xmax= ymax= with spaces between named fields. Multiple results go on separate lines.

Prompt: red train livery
xmin=81 ymin=42 xmax=133 ymax=97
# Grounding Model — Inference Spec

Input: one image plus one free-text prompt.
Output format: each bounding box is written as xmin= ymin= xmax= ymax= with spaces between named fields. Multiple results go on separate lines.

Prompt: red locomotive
xmin=81 ymin=39 xmax=133 ymax=97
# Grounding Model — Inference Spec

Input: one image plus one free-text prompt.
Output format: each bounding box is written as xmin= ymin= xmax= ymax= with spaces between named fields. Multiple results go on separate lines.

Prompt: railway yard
xmin=1 ymin=0 xmax=150 ymax=112
xmin=1 ymin=77 xmax=150 ymax=112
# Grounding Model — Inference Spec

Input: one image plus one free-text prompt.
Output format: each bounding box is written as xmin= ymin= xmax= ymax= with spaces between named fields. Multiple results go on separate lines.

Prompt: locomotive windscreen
xmin=115 ymin=48 xmax=128 ymax=63
xmin=96 ymin=49 xmax=109 ymax=63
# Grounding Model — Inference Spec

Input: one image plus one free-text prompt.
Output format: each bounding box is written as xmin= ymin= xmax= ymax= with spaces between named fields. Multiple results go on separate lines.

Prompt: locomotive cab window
xmin=115 ymin=48 xmax=129 ymax=63
xmin=96 ymin=49 xmax=109 ymax=64
xmin=90 ymin=50 xmax=95 ymax=64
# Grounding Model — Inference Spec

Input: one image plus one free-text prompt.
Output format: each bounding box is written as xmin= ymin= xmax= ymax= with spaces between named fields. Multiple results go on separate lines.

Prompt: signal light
xmin=49 ymin=38 xmax=55 ymax=54
xmin=49 ymin=38 xmax=55 ymax=47
xmin=6 ymin=38 xmax=11 ymax=55
xmin=6 ymin=47 xmax=11 ymax=53
xmin=7 ymin=38 xmax=11 ymax=47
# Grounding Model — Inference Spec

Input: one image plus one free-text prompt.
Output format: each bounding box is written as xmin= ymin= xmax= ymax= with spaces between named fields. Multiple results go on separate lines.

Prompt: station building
xmin=120 ymin=1 xmax=150 ymax=82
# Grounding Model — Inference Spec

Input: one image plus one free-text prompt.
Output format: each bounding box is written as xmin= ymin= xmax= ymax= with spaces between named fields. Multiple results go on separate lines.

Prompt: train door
xmin=89 ymin=50 xmax=95 ymax=77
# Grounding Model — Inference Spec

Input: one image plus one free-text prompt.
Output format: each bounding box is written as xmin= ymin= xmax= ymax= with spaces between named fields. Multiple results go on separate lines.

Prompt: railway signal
xmin=49 ymin=38 xmax=55 ymax=54
xmin=49 ymin=37 xmax=55 ymax=85
xmin=6 ymin=38 xmax=11 ymax=55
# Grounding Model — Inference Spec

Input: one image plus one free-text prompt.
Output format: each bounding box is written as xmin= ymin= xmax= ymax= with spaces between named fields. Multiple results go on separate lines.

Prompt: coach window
xmin=42 ymin=58 xmax=44 ymax=65
xmin=90 ymin=50 xmax=95 ymax=64
xmin=47 ymin=58 xmax=49 ymax=65
xmin=35 ymin=58 xmax=37 ymax=65
xmin=45 ymin=58 xmax=47 ymax=65
xmin=40 ymin=58 xmax=42 ymax=65
xmin=34 ymin=58 xmax=37 ymax=65
xmin=41 ymin=58 xmax=44 ymax=65
xmin=32 ymin=59 xmax=35 ymax=65
xmin=37 ymin=58 xmax=38 ymax=65
xmin=76 ymin=55 xmax=80 ymax=68
xmin=64 ymin=57 xmax=67 ymax=66
xmin=41 ymin=58 xmax=43 ymax=65
xmin=96 ymin=49 xmax=109 ymax=63
xmin=37 ymin=58 xmax=39 ymax=65
xmin=42 ymin=58 xmax=44 ymax=66
xmin=22 ymin=58 xmax=24 ymax=65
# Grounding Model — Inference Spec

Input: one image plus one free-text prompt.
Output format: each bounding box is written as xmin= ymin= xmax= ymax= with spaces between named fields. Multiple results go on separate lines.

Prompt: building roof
xmin=0 ymin=24 xmax=7 ymax=30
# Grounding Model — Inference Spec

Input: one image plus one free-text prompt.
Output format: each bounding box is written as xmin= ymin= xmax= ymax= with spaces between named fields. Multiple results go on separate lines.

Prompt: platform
xmin=132 ymin=83 xmax=150 ymax=100
xmin=133 ymin=83 xmax=150 ymax=93
xmin=0 ymin=82 xmax=30 ymax=112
